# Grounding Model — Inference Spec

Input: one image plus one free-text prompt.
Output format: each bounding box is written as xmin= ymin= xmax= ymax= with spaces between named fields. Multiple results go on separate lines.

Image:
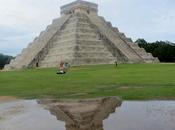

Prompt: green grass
xmin=0 ymin=64 xmax=175 ymax=100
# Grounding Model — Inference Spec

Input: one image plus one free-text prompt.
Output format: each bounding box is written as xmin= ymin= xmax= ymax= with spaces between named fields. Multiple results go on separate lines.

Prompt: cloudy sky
xmin=0 ymin=0 xmax=175 ymax=56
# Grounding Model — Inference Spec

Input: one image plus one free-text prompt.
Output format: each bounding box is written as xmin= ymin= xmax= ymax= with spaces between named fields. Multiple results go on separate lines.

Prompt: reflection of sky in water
xmin=104 ymin=101 xmax=175 ymax=130
xmin=0 ymin=100 xmax=65 ymax=130
xmin=0 ymin=100 xmax=175 ymax=130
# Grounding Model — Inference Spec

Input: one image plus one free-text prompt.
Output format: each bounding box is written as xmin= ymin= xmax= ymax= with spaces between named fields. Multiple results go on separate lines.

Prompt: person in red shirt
xmin=57 ymin=61 xmax=66 ymax=74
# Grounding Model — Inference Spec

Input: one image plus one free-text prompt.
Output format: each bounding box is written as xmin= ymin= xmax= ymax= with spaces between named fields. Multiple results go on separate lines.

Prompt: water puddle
xmin=0 ymin=100 xmax=65 ymax=130
xmin=0 ymin=98 xmax=175 ymax=130
xmin=104 ymin=101 xmax=175 ymax=130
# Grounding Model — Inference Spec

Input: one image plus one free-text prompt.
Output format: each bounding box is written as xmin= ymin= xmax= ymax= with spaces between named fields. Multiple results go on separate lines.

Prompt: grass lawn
xmin=0 ymin=64 xmax=175 ymax=100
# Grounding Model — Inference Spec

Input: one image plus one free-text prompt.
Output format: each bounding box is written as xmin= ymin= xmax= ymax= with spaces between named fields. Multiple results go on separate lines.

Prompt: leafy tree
xmin=0 ymin=53 xmax=14 ymax=69
xmin=135 ymin=39 xmax=175 ymax=62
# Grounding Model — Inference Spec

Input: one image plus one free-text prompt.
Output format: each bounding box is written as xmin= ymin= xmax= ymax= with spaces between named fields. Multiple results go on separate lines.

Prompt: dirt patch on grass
xmin=0 ymin=96 xmax=17 ymax=102
xmin=117 ymin=86 xmax=143 ymax=90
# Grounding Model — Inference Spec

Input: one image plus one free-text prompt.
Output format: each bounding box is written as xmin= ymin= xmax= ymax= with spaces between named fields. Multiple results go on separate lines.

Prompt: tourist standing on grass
xmin=115 ymin=61 xmax=118 ymax=67
xmin=64 ymin=62 xmax=70 ymax=72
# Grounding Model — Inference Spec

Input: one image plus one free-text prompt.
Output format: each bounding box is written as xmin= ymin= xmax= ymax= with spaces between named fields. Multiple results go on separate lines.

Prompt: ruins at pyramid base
xmin=4 ymin=0 xmax=159 ymax=70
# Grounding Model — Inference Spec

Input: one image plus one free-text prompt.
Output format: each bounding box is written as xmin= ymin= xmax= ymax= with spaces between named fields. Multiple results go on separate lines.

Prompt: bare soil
xmin=0 ymin=96 xmax=17 ymax=102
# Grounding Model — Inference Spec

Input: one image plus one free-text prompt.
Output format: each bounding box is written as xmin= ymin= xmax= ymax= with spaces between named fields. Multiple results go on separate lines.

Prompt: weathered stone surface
xmin=38 ymin=97 xmax=122 ymax=130
xmin=4 ymin=0 xmax=159 ymax=70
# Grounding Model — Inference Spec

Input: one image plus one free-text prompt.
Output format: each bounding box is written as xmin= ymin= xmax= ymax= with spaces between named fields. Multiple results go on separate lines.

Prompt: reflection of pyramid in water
xmin=5 ymin=0 xmax=159 ymax=70
xmin=38 ymin=97 xmax=122 ymax=130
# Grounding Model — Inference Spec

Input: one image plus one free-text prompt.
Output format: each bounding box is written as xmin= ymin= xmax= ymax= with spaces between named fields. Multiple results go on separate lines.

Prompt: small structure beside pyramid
xmin=5 ymin=0 xmax=159 ymax=70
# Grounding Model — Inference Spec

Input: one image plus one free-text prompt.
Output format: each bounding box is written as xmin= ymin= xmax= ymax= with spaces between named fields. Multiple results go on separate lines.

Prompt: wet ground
xmin=0 ymin=100 xmax=65 ymax=130
xmin=104 ymin=101 xmax=175 ymax=130
xmin=0 ymin=99 xmax=175 ymax=130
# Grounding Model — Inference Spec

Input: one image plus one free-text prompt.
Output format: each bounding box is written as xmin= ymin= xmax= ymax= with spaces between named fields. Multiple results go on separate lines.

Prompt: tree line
xmin=0 ymin=53 xmax=14 ymax=69
xmin=135 ymin=39 xmax=175 ymax=62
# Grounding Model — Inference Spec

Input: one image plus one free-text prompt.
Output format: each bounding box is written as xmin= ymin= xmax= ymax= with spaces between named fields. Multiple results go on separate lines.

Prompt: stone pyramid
xmin=5 ymin=0 xmax=159 ymax=70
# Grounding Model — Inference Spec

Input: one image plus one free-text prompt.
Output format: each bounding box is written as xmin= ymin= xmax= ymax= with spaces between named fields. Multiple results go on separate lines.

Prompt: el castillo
xmin=4 ymin=0 xmax=159 ymax=70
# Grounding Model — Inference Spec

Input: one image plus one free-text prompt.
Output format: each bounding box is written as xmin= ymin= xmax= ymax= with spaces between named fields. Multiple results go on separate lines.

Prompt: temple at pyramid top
xmin=61 ymin=0 xmax=98 ymax=16
xmin=4 ymin=0 xmax=159 ymax=70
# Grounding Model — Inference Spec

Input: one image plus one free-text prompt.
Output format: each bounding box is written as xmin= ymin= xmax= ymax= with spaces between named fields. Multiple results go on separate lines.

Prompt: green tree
xmin=0 ymin=53 xmax=14 ymax=69
xmin=135 ymin=39 xmax=175 ymax=62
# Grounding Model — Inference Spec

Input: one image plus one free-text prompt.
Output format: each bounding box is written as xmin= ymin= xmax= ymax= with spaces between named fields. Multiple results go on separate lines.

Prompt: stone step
xmin=51 ymin=43 xmax=76 ymax=48
xmin=50 ymin=38 xmax=103 ymax=47
xmin=40 ymin=56 xmax=74 ymax=64
xmin=75 ymin=45 xmax=109 ymax=50
xmin=134 ymin=48 xmax=149 ymax=55
xmin=51 ymin=39 xmax=103 ymax=47
xmin=66 ymin=21 xmax=91 ymax=27
xmin=40 ymin=55 xmax=116 ymax=66
xmin=41 ymin=47 xmax=115 ymax=60
xmin=45 ymin=49 xmax=113 ymax=57
xmin=125 ymin=38 xmax=133 ymax=43
xmin=50 ymin=45 xmax=108 ymax=52
xmin=77 ymin=39 xmax=105 ymax=45
xmin=40 ymin=59 xmax=73 ymax=68
xmin=112 ymin=27 xmax=119 ymax=33
xmin=74 ymin=52 xmax=114 ymax=58
xmin=61 ymin=28 xmax=95 ymax=34
xmin=139 ymin=54 xmax=153 ymax=59
xmin=137 ymin=51 xmax=150 ymax=56
xmin=77 ymin=18 xmax=90 ymax=23
xmin=54 ymin=33 xmax=98 ymax=40
xmin=129 ymin=43 xmax=140 ymax=49
xmin=72 ymin=58 xmax=116 ymax=65
xmin=119 ymin=33 xmax=126 ymax=38
xmin=140 ymin=53 xmax=153 ymax=58
xmin=134 ymin=48 xmax=147 ymax=52
xmin=68 ymin=16 xmax=89 ymax=22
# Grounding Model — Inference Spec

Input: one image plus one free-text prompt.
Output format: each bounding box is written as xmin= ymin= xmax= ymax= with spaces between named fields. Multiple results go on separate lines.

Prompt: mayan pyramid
xmin=5 ymin=0 xmax=159 ymax=70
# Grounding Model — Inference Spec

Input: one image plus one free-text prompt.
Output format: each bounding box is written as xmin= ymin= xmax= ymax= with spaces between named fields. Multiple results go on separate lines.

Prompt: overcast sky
xmin=0 ymin=0 xmax=175 ymax=56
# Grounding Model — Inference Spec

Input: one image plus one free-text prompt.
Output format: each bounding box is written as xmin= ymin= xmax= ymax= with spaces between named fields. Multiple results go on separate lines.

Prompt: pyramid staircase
xmin=39 ymin=13 xmax=117 ymax=68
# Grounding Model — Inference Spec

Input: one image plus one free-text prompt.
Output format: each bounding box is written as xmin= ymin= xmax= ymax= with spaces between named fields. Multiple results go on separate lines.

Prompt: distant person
xmin=115 ymin=61 xmax=118 ymax=67
xmin=57 ymin=61 xmax=66 ymax=74
xmin=57 ymin=61 xmax=70 ymax=74
xmin=64 ymin=62 xmax=70 ymax=72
